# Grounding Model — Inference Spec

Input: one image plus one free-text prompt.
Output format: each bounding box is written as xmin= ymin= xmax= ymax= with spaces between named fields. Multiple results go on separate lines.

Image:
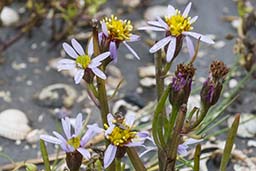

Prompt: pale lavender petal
xmin=88 ymin=61 xmax=101 ymax=68
xmin=190 ymin=16 xmax=198 ymax=24
xmin=52 ymin=131 xmax=73 ymax=152
xmin=182 ymin=2 xmax=192 ymax=17
xmin=109 ymin=41 xmax=118 ymax=63
xmin=125 ymin=141 xmax=145 ymax=147
xmin=138 ymin=26 xmax=166 ymax=31
xmin=185 ymin=36 xmax=194 ymax=58
xmin=57 ymin=59 xmax=76 ymax=71
xmin=91 ymin=67 xmax=106 ymax=79
xmin=125 ymin=113 xmax=135 ymax=127
xmin=52 ymin=131 xmax=66 ymax=143
xmin=166 ymin=37 xmax=177 ymax=62
xmin=105 ymin=125 xmax=115 ymax=136
xmin=80 ymin=123 xmax=103 ymax=146
xmin=139 ymin=147 xmax=156 ymax=158
xmin=149 ymin=36 xmax=172 ymax=53
xmin=77 ymin=148 xmax=91 ymax=160
xmin=63 ymin=42 xmax=78 ymax=59
xmin=123 ymin=41 xmax=140 ymax=60
xmin=71 ymin=38 xmax=85 ymax=56
xmin=157 ymin=16 xmax=169 ymax=30
xmin=104 ymin=144 xmax=117 ymax=168
xmin=184 ymin=138 xmax=203 ymax=145
xmin=74 ymin=113 xmax=83 ymax=136
xmin=74 ymin=69 xmax=85 ymax=84
xmin=40 ymin=135 xmax=62 ymax=144
xmin=137 ymin=131 xmax=149 ymax=138
xmin=147 ymin=21 xmax=164 ymax=28
xmin=88 ymin=38 xmax=94 ymax=57
xmin=61 ymin=117 xmax=71 ymax=139
xmin=167 ymin=5 xmax=176 ymax=17
xmin=92 ymin=52 xmax=110 ymax=63
xmin=183 ymin=31 xmax=215 ymax=44
xmin=101 ymin=22 xmax=109 ymax=36
xmin=107 ymin=113 xmax=115 ymax=126
xmin=128 ymin=34 xmax=140 ymax=42
xmin=178 ymin=144 xmax=188 ymax=156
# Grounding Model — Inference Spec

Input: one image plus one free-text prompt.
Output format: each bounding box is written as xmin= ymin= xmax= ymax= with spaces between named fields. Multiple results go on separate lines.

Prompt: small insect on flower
xmin=40 ymin=113 xmax=102 ymax=160
xmin=139 ymin=2 xmax=214 ymax=62
xmin=103 ymin=113 xmax=149 ymax=168
xmin=57 ymin=38 xmax=110 ymax=84
xmin=100 ymin=15 xmax=140 ymax=62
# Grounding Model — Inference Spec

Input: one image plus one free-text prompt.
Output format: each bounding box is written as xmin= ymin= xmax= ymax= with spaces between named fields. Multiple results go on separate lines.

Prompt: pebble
xmin=144 ymin=6 xmax=167 ymax=20
xmin=229 ymin=79 xmax=238 ymax=89
xmin=0 ymin=7 xmax=20 ymax=26
xmin=122 ymin=0 xmax=140 ymax=8
xmin=125 ymin=53 xmax=134 ymax=60
xmin=31 ymin=43 xmax=38 ymax=50
xmin=248 ymin=140 xmax=256 ymax=148
xmin=140 ymin=77 xmax=156 ymax=87
xmin=26 ymin=129 xmax=46 ymax=144
xmin=0 ymin=91 xmax=12 ymax=102
xmin=231 ymin=19 xmax=241 ymax=29
xmin=12 ymin=62 xmax=27 ymax=70
xmin=213 ymin=41 xmax=226 ymax=49
xmin=138 ymin=65 xmax=155 ymax=77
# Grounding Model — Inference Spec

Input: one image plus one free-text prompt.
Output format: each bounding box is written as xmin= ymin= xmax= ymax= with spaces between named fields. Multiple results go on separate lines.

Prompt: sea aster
xmin=40 ymin=113 xmax=102 ymax=160
xmin=57 ymin=38 xmax=110 ymax=84
xmin=103 ymin=113 xmax=149 ymax=168
xmin=100 ymin=15 xmax=140 ymax=62
xmin=139 ymin=2 xmax=214 ymax=62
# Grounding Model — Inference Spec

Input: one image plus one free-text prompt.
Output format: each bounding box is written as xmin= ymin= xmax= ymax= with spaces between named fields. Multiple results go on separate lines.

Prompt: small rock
xmin=213 ymin=41 xmax=226 ymax=49
xmin=228 ymin=113 xmax=256 ymax=138
xmin=26 ymin=129 xmax=46 ymax=144
xmin=138 ymin=65 xmax=155 ymax=77
xmin=11 ymin=62 xmax=27 ymax=70
xmin=0 ymin=7 xmax=20 ymax=26
xmin=248 ymin=140 xmax=256 ymax=148
xmin=35 ymin=83 xmax=77 ymax=108
xmin=0 ymin=91 xmax=12 ymax=102
xmin=122 ymin=0 xmax=140 ymax=8
xmin=144 ymin=6 xmax=167 ymax=20
xmin=229 ymin=79 xmax=238 ymax=89
xmin=231 ymin=19 xmax=241 ymax=29
xmin=125 ymin=53 xmax=134 ymax=60
xmin=140 ymin=77 xmax=156 ymax=87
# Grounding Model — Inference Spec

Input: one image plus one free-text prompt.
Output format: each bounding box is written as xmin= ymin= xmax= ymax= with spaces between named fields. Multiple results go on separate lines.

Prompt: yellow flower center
xmin=102 ymin=15 xmax=133 ymax=41
xmin=76 ymin=55 xmax=91 ymax=69
xmin=67 ymin=136 xmax=81 ymax=149
xmin=165 ymin=10 xmax=193 ymax=36
xmin=105 ymin=122 xmax=136 ymax=147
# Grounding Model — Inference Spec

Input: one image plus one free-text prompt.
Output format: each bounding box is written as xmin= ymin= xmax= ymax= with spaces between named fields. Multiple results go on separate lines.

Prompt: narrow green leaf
xmin=40 ymin=139 xmax=51 ymax=171
xmin=194 ymin=144 xmax=201 ymax=171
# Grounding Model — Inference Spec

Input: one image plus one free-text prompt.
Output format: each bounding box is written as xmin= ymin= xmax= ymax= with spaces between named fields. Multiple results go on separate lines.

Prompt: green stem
xmin=189 ymin=104 xmax=209 ymax=131
xmin=127 ymin=148 xmax=146 ymax=171
xmin=220 ymin=114 xmax=240 ymax=171
xmin=39 ymin=140 xmax=51 ymax=171
xmin=194 ymin=144 xmax=201 ymax=171
xmin=166 ymin=106 xmax=179 ymax=143
xmin=115 ymin=158 xmax=121 ymax=171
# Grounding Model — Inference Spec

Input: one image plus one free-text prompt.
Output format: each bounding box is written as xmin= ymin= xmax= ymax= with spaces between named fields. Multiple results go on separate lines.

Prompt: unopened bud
xmin=66 ymin=150 xmax=83 ymax=171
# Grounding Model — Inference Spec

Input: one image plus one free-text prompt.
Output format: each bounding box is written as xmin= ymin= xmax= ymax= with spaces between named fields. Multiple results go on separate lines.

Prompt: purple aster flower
xmin=139 ymin=2 xmax=214 ymax=62
xmin=40 ymin=113 xmax=102 ymax=160
xmin=57 ymin=38 xmax=110 ymax=84
xmin=103 ymin=113 xmax=149 ymax=168
xmin=99 ymin=15 xmax=140 ymax=62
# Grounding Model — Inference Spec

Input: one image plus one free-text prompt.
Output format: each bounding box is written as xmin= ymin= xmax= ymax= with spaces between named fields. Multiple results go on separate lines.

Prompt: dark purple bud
xmin=66 ymin=150 xmax=83 ymax=171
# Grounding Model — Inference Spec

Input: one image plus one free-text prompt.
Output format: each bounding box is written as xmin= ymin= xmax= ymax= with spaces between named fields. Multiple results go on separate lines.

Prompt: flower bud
xmin=200 ymin=61 xmax=229 ymax=108
xmin=169 ymin=63 xmax=195 ymax=108
xmin=66 ymin=150 xmax=83 ymax=171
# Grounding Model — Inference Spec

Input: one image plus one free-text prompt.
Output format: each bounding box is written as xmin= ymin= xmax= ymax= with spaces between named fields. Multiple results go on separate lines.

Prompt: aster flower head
xmin=57 ymin=38 xmax=110 ymax=84
xmin=40 ymin=113 xmax=102 ymax=161
xmin=100 ymin=15 xmax=140 ymax=62
xmin=103 ymin=113 xmax=149 ymax=168
xmin=139 ymin=2 xmax=214 ymax=62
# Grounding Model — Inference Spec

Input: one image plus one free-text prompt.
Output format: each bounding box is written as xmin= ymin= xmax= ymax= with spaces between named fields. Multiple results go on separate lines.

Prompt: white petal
xmin=183 ymin=31 xmax=215 ymax=44
xmin=123 ymin=42 xmax=140 ymax=60
xmin=125 ymin=141 xmax=144 ymax=147
xmin=61 ymin=118 xmax=71 ymax=139
xmin=138 ymin=26 xmax=166 ymax=32
xmin=91 ymin=67 xmax=106 ymax=80
xmin=190 ymin=16 xmax=198 ymax=24
xmin=184 ymin=138 xmax=203 ymax=145
xmin=147 ymin=21 xmax=163 ymax=28
xmin=40 ymin=135 xmax=62 ymax=144
xmin=88 ymin=61 xmax=101 ymax=68
xmin=149 ymin=36 xmax=172 ymax=53
xmin=101 ymin=22 xmax=109 ymax=36
xmin=77 ymin=148 xmax=91 ymax=160
xmin=107 ymin=113 xmax=115 ymax=126
xmin=125 ymin=113 xmax=136 ymax=127
xmin=128 ymin=34 xmax=140 ymax=42
xmin=185 ymin=36 xmax=195 ymax=59
xmin=92 ymin=52 xmax=110 ymax=63
xmin=88 ymin=38 xmax=94 ymax=57
xmin=62 ymin=42 xmax=78 ymax=59
xmin=71 ymin=39 xmax=85 ymax=56
xmin=182 ymin=2 xmax=192 ymax=17
xmin=105 ymin=125 xmax=115 ymax=137
xmin=157 ymin=16 xmax=169 ymax=30
xmin=74 ymin=69 xmax=85 ymax=84
xmin=166 ymin=37 xmax=176 ymax=62
xmin=80 ymin=124 xmax=103 ymax=146
xmin=57 ymin=59 xmax=76 ymax=71
xmin=74 ymin=113 xmax=83 ymax=136
xmin=104 ymin=144 xmax=117 ymax=168
xmin=167 ymin=5 xmax=176 ymax=17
